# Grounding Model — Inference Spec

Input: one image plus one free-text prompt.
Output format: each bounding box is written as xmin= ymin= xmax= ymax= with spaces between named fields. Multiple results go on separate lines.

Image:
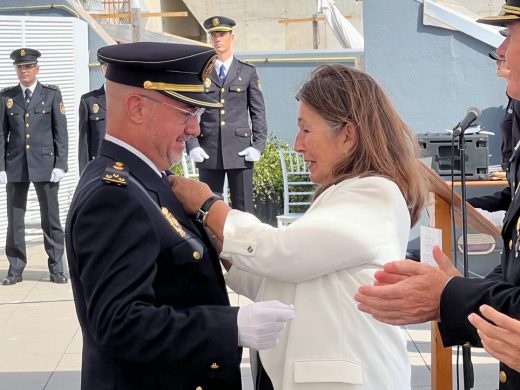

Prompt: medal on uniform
xmin=92 ymin=103 xmax=99 ymax=113
xmin=161 ymin=207 xmax=186 ymax=238
xmin=6 ymin=98 xmax=13 ymax=109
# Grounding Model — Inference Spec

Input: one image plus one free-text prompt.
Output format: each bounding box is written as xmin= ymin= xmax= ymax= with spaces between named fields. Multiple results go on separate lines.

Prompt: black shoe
xmin=50 ymin=273 xmax=68 ymax=284
xmin=2 ymin=275 xmax=22 ymax=285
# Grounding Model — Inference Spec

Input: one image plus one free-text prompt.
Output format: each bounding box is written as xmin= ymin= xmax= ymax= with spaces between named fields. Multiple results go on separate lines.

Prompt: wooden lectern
xmin=422 ymin=165 xmax=501 ymax=389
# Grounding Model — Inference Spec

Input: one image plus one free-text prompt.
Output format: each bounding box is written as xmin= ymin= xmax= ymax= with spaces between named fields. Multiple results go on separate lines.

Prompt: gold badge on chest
xmin=92 ymin=103 xmax=99 ymax=113
xmin=6 ymin=98 xmax=13 ymax=109
xmin=161 ymin=207 xmax=186 ymax=238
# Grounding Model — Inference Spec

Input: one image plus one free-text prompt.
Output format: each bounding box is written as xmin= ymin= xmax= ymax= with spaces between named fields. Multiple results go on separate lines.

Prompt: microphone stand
xmin=453 ymin=126 xmax=474 ymax=390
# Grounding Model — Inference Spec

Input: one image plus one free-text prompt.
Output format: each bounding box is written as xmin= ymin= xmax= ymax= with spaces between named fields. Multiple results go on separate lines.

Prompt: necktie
xmin=219 ymin=66 xmax=227 ymax=84
xmin=161 ymin=172 xmax=170 ymax=186
xmin=24 ymin=89 xmax=32 ymax=105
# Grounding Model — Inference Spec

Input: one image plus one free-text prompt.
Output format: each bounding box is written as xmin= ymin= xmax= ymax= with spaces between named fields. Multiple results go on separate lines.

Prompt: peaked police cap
xmin=97 ymin=42 xmax=221 ymax=108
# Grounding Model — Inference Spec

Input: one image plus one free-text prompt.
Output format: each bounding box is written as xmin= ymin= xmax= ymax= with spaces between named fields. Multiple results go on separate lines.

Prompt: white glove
xmin=189 ymin=147 xmax=209 ymax=163
xmin=50 ymin=168 xmax=65 ymax=183
xmin=237 ymin=300 xmax=295 ymax=350
xmin=0 ymin=171 xmax=6 ymax=184
xmin=238 ymin=147 xmax=261 ymax=162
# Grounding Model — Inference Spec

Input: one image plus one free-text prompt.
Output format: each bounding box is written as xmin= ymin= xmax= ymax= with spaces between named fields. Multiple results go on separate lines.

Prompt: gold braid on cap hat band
xmin=143 ymin=81 xmax=204 ymax=92
xmin=503 ymin=5 xmax=520 ymax=15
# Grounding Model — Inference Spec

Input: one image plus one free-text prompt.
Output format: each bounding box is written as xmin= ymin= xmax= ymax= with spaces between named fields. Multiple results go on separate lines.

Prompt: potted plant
xmin=252 ymin=136 xmax=290 ymax=226
xmin=172 ymin=136 xmax=290 ymax=227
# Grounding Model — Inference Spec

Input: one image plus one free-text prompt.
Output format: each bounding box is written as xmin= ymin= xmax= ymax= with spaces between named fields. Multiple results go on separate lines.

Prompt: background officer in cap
xmin=0 ymin=48 xmax=68 ymax=285
xmin=186 ymin=15 xmax=267 ymax=213
xmin=78 ymin=60 xmax=107 ymax=174
xmin=66 ymin=41 xmax=293 ymax=390
xmin=355 ymin=2 xmax=520 ymax=387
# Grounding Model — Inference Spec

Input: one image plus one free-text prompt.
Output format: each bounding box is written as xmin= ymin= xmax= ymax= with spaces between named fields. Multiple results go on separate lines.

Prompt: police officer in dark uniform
xmin=186 ymin=16 xmax=267 ymax=212
xmin=0 ymin=48 xmax=68 ymax=285
xmin=78 ymin=61 xmax=107 ymax=173
xmin=66 ymin=42 xmax=293 ymax=390
xmin=468 ymin=29 xmax=520 ymax=212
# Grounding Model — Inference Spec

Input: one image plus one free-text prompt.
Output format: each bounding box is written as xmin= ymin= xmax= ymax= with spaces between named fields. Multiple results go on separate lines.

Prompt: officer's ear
xmin=126 ymin=94 xmax=147 ymax=125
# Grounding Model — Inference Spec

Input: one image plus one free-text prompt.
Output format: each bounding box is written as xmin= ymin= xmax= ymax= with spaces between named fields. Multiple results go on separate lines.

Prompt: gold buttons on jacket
xmin=500 ymin=370 xmax=507 ymax=383
xmin=220 ymin=99 xmax=225 ymax=104
xmin=220 ymin=109 xmax=225 ymax=115
xmin=26 ymin=145 xmax=30 ymax=150
xmin=42 ymin=110 xmax=46 ymax=114
xmin=25 ymin=113 xmax=29 ymax=118
xmin=221 ymin=121 xmax=225 ymax=126
xmin=26 ymin=134 xmax=30 ymax=139
xmin=220 ymin=87 xmax=225 ymax=92
xmin=193 ymin=251 xmax=201 ymax=261
xmin=236 ymin=88 xmax=241 ymax=92
xmin=25 ymin=123 xmax=30 ymax=128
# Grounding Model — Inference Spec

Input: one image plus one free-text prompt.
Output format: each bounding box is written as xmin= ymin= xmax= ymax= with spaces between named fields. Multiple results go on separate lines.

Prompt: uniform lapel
xmin=223 ymin=58 xmax=238 ymax=86
xmin=12 ymin=85 xmax=25 ymax=110
xmin=503 ymin=145 xmax=520 ymax=235
xmin=26 ymin=82 xmax=42 ymax=112
xmin=211 ymin=68 xmax=221 ymax=87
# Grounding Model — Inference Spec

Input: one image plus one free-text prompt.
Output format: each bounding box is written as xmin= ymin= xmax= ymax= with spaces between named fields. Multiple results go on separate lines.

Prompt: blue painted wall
xmin=364 ymin=0 xmax=505 ymax=165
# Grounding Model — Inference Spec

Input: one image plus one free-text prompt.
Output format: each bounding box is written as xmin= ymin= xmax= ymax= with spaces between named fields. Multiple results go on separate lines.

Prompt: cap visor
xmin=477 ymin=15 xmax=520 ymax=27
xmin=489 ymin=51 xmax=502 ymax=60
xmin=14 ymin=60 xmax=37 ymax=65
xmin=208 ymin=26 xmax=233 ymax=33
xmin=160 ymin=90 xmax=222 ymax=109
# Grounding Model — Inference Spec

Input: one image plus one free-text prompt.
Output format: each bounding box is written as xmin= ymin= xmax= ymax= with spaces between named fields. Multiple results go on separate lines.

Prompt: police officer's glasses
xmin=136 ymin=94 xmax=205 ymax=124
xmin=15 ymin=64 xmax=37 ymax=71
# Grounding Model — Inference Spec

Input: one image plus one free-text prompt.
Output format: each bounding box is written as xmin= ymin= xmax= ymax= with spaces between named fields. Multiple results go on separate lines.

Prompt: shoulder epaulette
xmin=238 ymin=59 xmax=255 ymax=68
xmin=102 ymin=161 xmax=129 ymax=187
xmin=0 ymin=86 xmax=16 ymax=94
xmin=43 ymin=84 xmax=59 ymax=90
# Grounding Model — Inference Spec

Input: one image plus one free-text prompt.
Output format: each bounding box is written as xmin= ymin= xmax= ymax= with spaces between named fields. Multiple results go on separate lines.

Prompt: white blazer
xmin=223 ymin=176 xmax=412 ymax=390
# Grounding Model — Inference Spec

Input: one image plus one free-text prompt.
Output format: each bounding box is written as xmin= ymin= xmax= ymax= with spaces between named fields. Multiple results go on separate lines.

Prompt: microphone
xmin=452 ymin=107 xmax=481 ymax=137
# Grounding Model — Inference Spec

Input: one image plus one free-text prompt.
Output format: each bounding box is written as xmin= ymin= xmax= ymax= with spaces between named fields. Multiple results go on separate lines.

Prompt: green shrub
xmin=253 ymin=136 xmax=290 ymax=203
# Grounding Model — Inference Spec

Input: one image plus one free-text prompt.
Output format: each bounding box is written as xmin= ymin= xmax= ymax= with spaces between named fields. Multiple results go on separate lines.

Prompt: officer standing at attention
xmin=66 ymin=42 xmax=294 ymax=389
xmin=0 ymin=48 xmax=68 ymax=285
xmin=78 ymin=60 xmax=107 ymax=173
xmin=187 ymin=16 xmax=267 ymax=212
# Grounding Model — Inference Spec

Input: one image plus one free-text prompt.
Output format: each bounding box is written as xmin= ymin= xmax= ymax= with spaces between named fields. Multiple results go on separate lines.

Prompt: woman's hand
xmin=169 ymin=176 xmax=215 ymax=215
xmin=468 ymin=305 xmax=520 ymax=372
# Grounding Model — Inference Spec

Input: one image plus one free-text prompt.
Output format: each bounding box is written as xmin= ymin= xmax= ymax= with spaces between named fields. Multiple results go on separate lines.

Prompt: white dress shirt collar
xmin=20 ymin=81 xmax=37 ymax=95
xmin=105 ymin=134 xmax=162 ymax=177
xmin=215 ymin=56 xmax=234 ymax=76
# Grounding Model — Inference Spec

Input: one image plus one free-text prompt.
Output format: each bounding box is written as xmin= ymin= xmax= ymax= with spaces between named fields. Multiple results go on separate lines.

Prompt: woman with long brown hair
xmin=171 ymin=64 xmax=427 ymax=389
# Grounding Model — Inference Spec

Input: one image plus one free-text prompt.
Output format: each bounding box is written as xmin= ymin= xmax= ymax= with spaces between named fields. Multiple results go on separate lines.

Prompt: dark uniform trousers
xmin=66 ymin=140 xmax=242 ymax=390
xmin=78 ymin=86 xmax=106 ymax=174
xmin=187 ymin=57 xmax=267 ymax=212
xmin=438 ymin=139 xmax=520 ymax=389
xmin=0 ymin=82 xmax=68 ymax=276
